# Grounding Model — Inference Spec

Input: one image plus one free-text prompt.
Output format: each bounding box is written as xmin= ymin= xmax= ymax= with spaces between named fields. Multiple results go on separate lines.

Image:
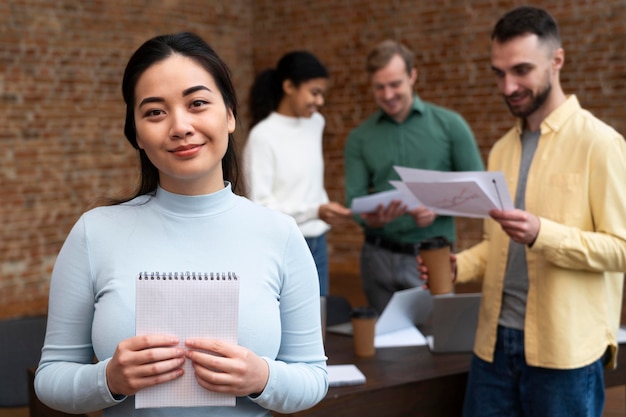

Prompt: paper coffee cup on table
xmin=350 ymin=306 xmax=377 ymax=357
xmin=419 ymin=236 xmax=453 ymax=295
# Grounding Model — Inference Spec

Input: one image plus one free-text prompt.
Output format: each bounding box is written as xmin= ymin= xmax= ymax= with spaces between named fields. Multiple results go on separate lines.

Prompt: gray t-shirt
xmin=498 ymin=129 xmax=540 ymax=330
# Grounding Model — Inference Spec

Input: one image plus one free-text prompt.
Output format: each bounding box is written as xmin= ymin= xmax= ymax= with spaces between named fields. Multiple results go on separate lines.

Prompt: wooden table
xmin=274 ymin=333 xmax=626 ymax=417
xmin=27 ymin=334 xmax=626 ymax=417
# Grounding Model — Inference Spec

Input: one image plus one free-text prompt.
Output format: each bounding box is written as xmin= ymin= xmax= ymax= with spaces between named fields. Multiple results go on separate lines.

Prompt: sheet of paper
xmin=395 ymin=166 xmax=501 ymax=183
xmin=392 ymin=166 xmax=513 ymax=218
xmin=327 ymin=364 xmax=367 ymax=387
xmin=135 ymin=273 xmax=239 ymax=408
xmin=375 ymin=326 xmax=428 ymax=348
xmin=350 ymin=189 xmax=421 ymax=214
xmin=403 ymin=181 xmax=498 ymax=218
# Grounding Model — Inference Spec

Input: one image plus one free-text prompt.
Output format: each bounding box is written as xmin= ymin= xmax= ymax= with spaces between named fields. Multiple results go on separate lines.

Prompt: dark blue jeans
xmin=463 ymin=326 xmax=605 ymax=417
xmin=305 ymin=233 xmax=329 ymax=296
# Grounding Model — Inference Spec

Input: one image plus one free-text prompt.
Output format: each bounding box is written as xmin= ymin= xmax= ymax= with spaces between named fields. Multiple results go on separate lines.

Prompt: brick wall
xmin=0 ymin=0 xmax=254 ymax=318
xmin=1 ymin=0 xmax=625 ymax=319
xmin=250 ymin=0 xmax=626 ymax=273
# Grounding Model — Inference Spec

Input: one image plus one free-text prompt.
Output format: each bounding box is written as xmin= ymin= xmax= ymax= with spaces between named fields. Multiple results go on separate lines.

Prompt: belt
xmin=365 ymin=235 xmax=418 ymax=255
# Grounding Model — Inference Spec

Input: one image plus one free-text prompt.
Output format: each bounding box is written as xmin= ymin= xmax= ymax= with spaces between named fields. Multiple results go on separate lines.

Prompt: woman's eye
xmin=191 ymin=100 xmax=208 ymax=108
xmin=145 ymin=109 xmax=164 ymax=117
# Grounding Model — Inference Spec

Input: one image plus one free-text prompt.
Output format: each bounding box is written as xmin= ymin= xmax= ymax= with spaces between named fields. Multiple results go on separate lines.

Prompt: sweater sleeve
xmin=34 ymin=216 xmax=122 ymax=413
xmin=249 ymin=222 xmax=328 ymax=412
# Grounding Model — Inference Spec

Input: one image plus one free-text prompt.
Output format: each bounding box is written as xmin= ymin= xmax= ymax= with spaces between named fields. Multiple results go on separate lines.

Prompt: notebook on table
xmin=426 ymin=292 xmax=481 ymax=353
xmin=327 ymin=286 xmax=433 ymax=347
xmin=327 ymin=364 xmax=367 ymax=387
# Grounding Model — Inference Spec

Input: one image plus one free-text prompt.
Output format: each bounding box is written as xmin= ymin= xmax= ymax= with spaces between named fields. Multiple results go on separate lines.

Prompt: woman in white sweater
xmin=35 ymin=32 xmax=327 ymax=416
xmin=244 ymin=51 xmax=351 ymax=296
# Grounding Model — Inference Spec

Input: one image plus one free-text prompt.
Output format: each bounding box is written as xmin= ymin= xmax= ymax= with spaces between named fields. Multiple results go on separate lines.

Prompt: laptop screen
xmin=428 ymin=293 xmax=481 ymax=353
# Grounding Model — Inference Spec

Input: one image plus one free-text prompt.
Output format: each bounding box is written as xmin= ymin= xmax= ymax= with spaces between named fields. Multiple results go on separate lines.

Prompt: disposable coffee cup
xmin=419 ymin=236 xmax=453 ymax=295
xmin=350 ymin=306 xmax=377 ymax=357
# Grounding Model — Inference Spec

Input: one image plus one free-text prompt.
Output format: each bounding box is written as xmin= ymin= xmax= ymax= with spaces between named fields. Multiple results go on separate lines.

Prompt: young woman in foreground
xmin=35 ymin=32 xmax=328 ymax=416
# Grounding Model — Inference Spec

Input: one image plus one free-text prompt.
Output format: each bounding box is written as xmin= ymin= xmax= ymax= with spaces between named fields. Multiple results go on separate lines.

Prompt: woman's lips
xmin=170 ymin=144 xmax=203 ymax=157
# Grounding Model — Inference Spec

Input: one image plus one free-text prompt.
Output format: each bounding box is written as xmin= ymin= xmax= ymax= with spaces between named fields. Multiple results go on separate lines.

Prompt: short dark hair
xmin=491 ymin=6 xmax=561 ymax=47
xmin=118 ymin=32 xmax=241 ymax=202
xmin=248 ymin=51 xmax=328 ymax=128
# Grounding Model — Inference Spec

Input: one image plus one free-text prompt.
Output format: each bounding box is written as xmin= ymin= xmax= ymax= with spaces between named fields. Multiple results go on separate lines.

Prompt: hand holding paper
xmin=407 ymin=205 xmax=437 ymax=228
xmin=185 ymin=338 xmax=269 ymax=397
xmin=105 ymin=335 xmax=185 ymax=398
xmin=350 ymin=189 xmax=422 ymax=228
xmin=350 ymin=189 xmax=420 ymax=214
xmin=489 ymin=208 xmax=541 ymax=245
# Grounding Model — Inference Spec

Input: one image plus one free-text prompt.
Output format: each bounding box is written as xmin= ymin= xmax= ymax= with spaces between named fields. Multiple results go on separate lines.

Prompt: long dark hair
xmin=248 ymin=51 xmax=328 ymax=128
xmin=111 ymin=32 xmax=241 ymax=204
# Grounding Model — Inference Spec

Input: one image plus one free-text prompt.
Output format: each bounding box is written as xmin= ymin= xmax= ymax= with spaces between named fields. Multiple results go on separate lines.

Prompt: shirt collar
xmin=152 ymin=182 xmax=236 ymax=217
xmin=375 ymin=95 xmax=425 ymax=123
xmin=514 ymin=95 xmax=581 ymax=135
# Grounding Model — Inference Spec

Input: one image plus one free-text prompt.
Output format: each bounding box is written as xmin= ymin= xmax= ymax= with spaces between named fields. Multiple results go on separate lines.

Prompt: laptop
xmin=327 ymin=286 xmax=433 ymax=346
xmin=426 ymin=293 xmax=481 ymax=353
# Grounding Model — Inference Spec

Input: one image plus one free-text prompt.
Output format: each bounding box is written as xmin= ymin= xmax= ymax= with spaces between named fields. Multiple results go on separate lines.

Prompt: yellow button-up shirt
xmin=457 ymin=95 xmax=626 ymax=369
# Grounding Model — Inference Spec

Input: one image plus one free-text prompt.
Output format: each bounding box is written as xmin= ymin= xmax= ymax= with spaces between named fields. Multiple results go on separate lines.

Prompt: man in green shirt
xmin=344 ymin=40 xmax=484 ymax=314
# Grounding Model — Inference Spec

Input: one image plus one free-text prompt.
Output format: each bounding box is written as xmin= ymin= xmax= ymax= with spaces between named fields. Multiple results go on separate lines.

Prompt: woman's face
xmin=281 ymin=77 xmax=328 ymax=118
xmin=133 ymin=53 xmax=235 ymax=195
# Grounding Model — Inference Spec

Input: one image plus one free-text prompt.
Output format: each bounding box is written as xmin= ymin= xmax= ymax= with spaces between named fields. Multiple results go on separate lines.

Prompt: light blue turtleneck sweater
xmin=35 ymin=184 xmax=328 ymax=416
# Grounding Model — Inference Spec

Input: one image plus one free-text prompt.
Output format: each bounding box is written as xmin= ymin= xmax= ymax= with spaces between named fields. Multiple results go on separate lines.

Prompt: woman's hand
xmin=185 ymin=338 xmax=269 ymax=397
xmin=319 ymin=202 xmax=352 ymax=225
xmin=106 ymin=335 xmax=185 ymax=397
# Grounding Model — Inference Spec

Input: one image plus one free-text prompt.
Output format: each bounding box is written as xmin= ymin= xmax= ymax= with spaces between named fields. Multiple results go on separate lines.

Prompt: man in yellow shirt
xmin=441 ymin=6 xmax=626 ymax=416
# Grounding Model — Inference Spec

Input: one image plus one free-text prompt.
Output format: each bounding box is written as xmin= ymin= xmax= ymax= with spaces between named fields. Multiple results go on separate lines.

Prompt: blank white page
xmin=135 ymin=271 xmax=239 ymax=409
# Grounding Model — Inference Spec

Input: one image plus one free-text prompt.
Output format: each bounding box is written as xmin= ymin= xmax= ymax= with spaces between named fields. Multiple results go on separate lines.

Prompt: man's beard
xmin=505 ymin=82 xmax=552 ymax=119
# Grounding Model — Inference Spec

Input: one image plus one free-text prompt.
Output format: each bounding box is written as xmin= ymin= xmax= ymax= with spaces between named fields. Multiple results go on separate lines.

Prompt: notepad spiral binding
xmin=137 ymin=271 xmax=238 ymax=281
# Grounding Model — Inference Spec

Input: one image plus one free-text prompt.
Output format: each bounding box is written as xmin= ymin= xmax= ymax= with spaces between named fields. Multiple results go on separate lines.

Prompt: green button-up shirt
xmin=344 ymin=96 xmax=484 ymax=244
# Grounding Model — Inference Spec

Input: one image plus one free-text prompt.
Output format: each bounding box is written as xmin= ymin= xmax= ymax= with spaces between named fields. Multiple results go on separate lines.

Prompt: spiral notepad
xmin=135 ymin=271 xmax=240 ymax=409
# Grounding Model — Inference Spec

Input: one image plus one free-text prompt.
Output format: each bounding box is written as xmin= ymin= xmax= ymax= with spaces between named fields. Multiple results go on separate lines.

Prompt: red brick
xmin=1 ymin=0 xmax=625 ymax=319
